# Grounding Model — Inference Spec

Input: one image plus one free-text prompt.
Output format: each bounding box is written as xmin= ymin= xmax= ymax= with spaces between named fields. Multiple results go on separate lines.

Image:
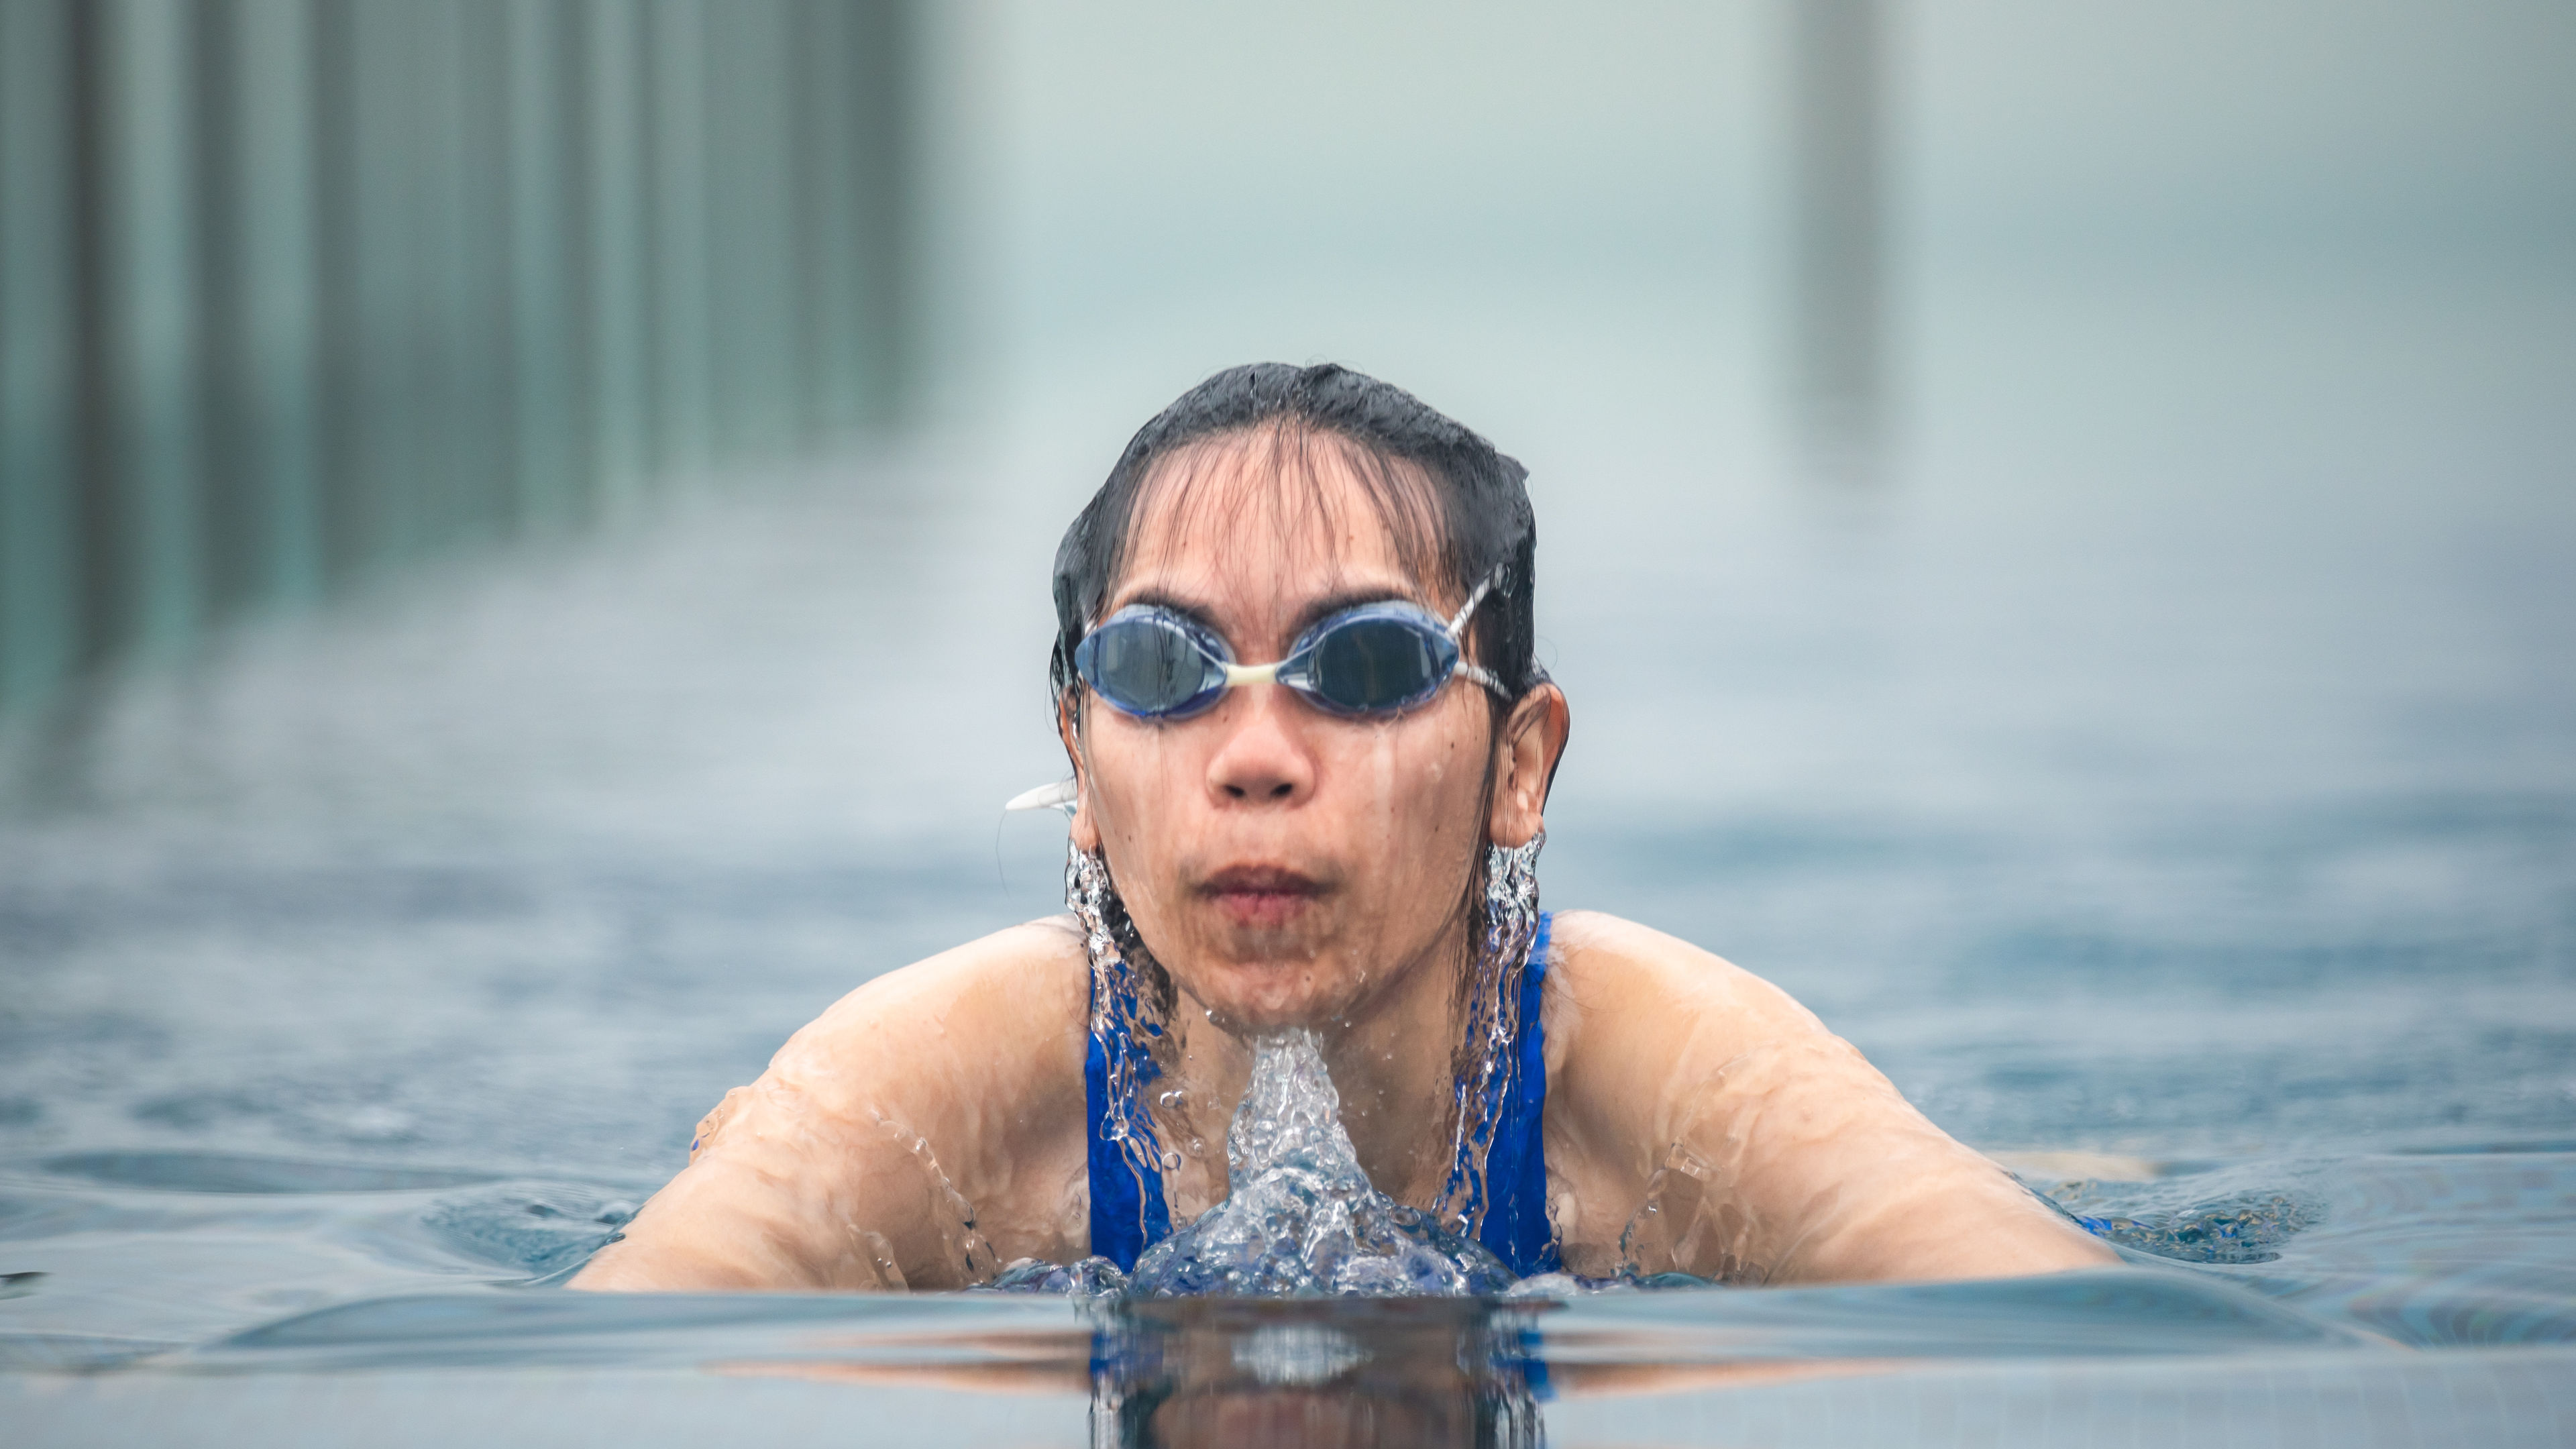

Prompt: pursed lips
xmin=1197 ymin=864 xmax=1325 ymax=931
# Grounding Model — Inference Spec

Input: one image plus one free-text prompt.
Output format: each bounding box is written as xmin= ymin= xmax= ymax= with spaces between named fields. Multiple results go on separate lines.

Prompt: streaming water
xmin=986 ymin=1029 xmax=1529 ymax=1302
xmin=1126 ymin=1030 xmax=1515 ymax=1298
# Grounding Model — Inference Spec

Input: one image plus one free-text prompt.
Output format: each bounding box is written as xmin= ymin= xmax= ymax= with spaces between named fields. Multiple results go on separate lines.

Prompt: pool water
xmin=5 ymin=276 xmax=2575 ymax=1442
xmin=1 ymin=1146 xmax=2569 ymax=1444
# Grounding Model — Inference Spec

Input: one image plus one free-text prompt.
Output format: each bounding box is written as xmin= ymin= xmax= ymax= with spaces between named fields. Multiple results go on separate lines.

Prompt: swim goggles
xmin=1073 ymin=568 xmax=1511 ymax=720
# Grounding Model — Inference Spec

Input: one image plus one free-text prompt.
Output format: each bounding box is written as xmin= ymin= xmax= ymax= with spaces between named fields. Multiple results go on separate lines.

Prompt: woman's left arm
xmin=1549 ymin=912 xmax=2114 ymax=1285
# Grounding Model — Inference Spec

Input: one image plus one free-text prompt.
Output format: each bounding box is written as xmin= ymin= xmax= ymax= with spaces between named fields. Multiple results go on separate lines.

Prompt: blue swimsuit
xmin=1085 ymin=912 xmax=1558 ymax=1277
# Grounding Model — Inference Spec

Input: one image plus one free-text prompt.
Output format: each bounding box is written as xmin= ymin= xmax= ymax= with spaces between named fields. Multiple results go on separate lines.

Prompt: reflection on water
xmin=1091 ymin=1299 xmax=1543 ymax=1448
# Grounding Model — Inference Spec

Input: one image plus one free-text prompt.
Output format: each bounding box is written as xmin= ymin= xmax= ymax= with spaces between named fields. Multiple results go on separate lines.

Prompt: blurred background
xmin=1 ymin=0 xmax=2571 ymax=1183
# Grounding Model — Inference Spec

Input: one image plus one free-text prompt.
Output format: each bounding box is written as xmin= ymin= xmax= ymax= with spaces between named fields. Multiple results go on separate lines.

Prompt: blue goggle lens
xmin=1073 ymin=612 xmax=1226 ymax=718
xmin=1300 ymin=611 xmax=1458 ymax=715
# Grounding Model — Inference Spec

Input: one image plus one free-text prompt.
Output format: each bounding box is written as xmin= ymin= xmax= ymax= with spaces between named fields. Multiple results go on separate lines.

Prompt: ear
xmin=1057 ymin=691 xmax=1102 ymax=851
xmin=1487 ymin=683 xmax=1570 ymax=849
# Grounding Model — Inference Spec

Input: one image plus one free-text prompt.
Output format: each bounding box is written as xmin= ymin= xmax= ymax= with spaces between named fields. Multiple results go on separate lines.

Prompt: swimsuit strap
xmin=1083 ymin=911 xmax=1556 ymax=1277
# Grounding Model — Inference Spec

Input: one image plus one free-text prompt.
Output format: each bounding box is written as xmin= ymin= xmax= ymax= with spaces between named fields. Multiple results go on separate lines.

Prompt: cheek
xmin=1358 ymin=714 xmax=1480 ymax=859
xmin=1368 ymin=727 xmax=1399 ymax=821
xmin=1090 ymin=729 xmax=1185 ymax=858
xmin=1093 ymin=729 xmax=1211 ymax=951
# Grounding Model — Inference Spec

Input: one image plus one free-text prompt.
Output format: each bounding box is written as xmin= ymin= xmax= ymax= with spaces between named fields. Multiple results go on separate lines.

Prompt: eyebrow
xmin=1289 ymin=586 xmax=1415 ymax=636
xmin=1108 ymin=582 xmax=1425 ymax=647
xmin=1115 ymin=588 xmax=1222 ymax=632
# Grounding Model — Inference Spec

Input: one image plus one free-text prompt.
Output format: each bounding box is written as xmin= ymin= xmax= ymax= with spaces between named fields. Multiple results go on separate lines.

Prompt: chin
xmin=1192 ymin=965 xmax=1361 ymax=1036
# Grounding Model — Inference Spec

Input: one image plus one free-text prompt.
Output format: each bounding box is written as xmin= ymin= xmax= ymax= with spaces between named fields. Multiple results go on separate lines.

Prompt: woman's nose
xmin=1204 ymin=686 xmax=1314 ymax=804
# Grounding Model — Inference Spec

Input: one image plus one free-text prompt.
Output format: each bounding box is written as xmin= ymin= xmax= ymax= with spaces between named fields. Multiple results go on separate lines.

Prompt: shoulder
xmin=781 ymin=915 xmax=1087 ymax=1084
xmin=790 ymin=915 xmax=1087 ymax=1049
xmin=1544 ymin=909 xmax=1831 ymax=1047
xmin=707 ymin=916 xmax=1091 ymax=1153
xmin=1540 ymin=910 xmax=1857 ymax=1146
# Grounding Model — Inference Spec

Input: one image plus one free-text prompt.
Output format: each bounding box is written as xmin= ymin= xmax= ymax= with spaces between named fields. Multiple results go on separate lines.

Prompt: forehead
xmin=1112 ymin=429 xmax=1444 ymax=606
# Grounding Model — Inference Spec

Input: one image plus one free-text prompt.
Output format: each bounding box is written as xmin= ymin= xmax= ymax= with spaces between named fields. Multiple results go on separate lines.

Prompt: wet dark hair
xmin=1049 ymin=362 xmax=1542 ymax=712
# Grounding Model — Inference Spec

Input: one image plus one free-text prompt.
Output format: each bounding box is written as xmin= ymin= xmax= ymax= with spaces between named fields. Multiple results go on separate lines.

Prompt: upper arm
xmin=571 ymin=920 xmax=1089 ymax=1291
xmin=1548 ymin=912 xmax=2112 ymax=1285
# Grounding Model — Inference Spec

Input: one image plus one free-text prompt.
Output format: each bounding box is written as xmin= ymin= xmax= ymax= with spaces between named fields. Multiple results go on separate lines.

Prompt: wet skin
xmin=574 ymin=432 xmax=2114 ymax=1291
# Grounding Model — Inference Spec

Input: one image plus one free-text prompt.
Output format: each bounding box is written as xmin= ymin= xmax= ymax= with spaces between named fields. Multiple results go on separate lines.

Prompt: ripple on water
xmin=2043 ymin=1173 xmax=2320 ymax=1265
xmin=36 ymin=1151 xmax=502 ymax=1195
xmin=421 ymin=1185 xmax=639 ymax=1278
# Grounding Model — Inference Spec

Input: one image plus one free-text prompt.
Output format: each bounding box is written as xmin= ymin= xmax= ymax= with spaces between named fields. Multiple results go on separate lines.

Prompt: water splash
xmin=985 ymin=1254 xmax=1130 ymax=1301
xmin=867 ymin=1110 xmax=1004 ymax=1285
xmin=1611 ymin=1140 xmax=1764 ymax=1283
xmin=1128 ymin=1030 xmax=1515 ymax=1297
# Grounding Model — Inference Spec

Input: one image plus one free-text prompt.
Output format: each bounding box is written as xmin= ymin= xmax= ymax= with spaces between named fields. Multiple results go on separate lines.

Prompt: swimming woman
xmin=573 ymin=364 xmax=2113 ymax=1291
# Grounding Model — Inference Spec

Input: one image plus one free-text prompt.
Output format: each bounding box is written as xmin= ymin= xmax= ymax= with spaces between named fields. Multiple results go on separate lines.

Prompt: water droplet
xmin=1160 ymin=1148 xmax=1182 ymax=1171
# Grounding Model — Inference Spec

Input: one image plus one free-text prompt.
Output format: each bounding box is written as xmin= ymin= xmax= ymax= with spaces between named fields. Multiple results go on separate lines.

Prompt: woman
xmin=574 ymin=364 xmax=2112 ymax=1292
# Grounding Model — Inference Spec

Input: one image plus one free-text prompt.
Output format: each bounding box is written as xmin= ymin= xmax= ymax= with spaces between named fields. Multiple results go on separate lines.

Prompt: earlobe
xmin=1069 ymin=782 xmax=1102 ymax=852
xmin=1486 ymin=685 xmax=1570 ymax=849
xmin=1057 ymin=693 xmax=1101 ymax=852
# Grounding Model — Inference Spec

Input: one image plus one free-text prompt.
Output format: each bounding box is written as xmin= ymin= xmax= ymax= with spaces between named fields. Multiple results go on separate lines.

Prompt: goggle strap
xmin=1444 ymin=566 xmax=1507 ymax=637
xmin=1446 ymin=566 xmax=1513 ymax=699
